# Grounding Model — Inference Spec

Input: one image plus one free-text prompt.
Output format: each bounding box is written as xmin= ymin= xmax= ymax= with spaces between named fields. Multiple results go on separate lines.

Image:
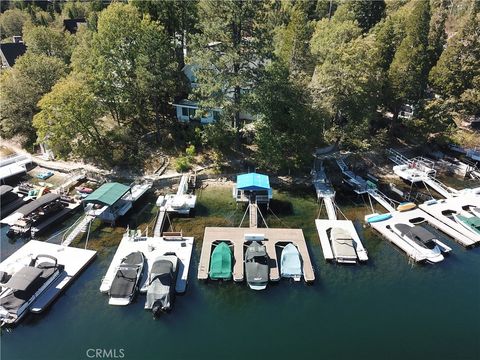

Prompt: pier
xmin=0 ymin=240 xmax=96 ymax=313
xmin=100 ymin=230 xmax=194 ymax=294
xmin=313 ymin=159 xmax=368 ymax=263
xmin=198 ymin=227 xmax=315 ymax=283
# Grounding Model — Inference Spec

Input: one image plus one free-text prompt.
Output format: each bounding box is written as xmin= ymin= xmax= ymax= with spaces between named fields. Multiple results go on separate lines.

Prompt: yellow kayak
xmin=397 ymin=202 xmax=417 ymax=212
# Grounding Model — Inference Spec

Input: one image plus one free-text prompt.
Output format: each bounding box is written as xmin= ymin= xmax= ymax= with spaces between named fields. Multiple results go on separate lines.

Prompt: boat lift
xmin=313 ymin=159 xmax=368 ymax=263
xmin=336 ymin=158 xmax=455 ymax=262
xmin=387 ymin=149 xmax=480 ymax=246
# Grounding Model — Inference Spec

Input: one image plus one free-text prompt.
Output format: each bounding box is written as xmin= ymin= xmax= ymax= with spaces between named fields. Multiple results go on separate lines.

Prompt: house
xmin=0 ymin=37 xmax=26 ymax=69
xmin=173 ymin=63 xmax=255 ymax=124
xmin=63 ymin=18 xmax=87 ymax=34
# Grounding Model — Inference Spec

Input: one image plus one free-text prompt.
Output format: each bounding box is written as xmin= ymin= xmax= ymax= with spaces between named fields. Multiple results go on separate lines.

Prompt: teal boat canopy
xmin=209 ymin=242 xmax=232 ymax=280
xmin=84 ymin=182 xmax=130 ymax=207
xmin=236 ymin=173 xmax=270 ymax=191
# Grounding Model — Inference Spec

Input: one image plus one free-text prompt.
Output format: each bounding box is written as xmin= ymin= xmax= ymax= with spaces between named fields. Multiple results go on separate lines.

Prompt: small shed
xmin=233 ymin=173 xmax=272 ymax=203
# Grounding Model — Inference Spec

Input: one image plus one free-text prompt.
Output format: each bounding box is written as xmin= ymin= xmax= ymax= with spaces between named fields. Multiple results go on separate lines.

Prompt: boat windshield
xmin=253 ymin=256 xmax=268 ymax=265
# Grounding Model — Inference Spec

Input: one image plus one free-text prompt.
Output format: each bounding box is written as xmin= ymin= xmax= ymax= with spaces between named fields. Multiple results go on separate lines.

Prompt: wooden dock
xmin=198 ymin=227 xmax=315 ymax=283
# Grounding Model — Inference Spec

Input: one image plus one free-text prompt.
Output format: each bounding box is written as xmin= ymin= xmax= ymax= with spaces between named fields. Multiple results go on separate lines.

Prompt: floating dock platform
xmin=99 ymin=230 xmax=194 ymax=294
xmin=419 ymin=196 xmax=480 ymax=246
xmin=198 ymin=227 xmax=315 ymax=283
xmin=315 ymin=219 xmax=368 ymax=262
xmin=0 ymin=240 xmax=96 ymax=313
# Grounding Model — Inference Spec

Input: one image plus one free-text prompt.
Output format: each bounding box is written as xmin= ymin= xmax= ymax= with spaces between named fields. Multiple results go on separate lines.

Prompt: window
xmin=213 ymin=111 xmax=220 ymax=121
xmin=182 ymin=107 xmax=189 ymax=117
xmin=181 ymin=107 xmax=197 ymax=118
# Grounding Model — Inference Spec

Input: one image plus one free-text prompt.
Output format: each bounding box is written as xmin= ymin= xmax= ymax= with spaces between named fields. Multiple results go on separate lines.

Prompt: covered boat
xmin=108 ymin=252 xmax=144 ymax=306
xmin=209 ymin=242 xmax=232 ymax=280
xmin=454 ymin=214 xmax=480 ymax=235
xmin=280 ymin=243 xmax=302 ymax=281
xmin=144 ymin=255 xmax=177 ymax=316
xmin=245 ymin=241 xmax=269 ymax=290
xmin=393 ymin=224 xmax=444 ymax=263
xmin=330 ymin=228 xmax=357 ymax=264
xmin=0 ymin=255 xmax=64 ymax=326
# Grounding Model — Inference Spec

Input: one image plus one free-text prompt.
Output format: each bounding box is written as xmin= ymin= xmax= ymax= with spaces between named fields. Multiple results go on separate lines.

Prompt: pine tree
xmin=387 ymin=0 xmax=431 ymax=122
xmin=192 ymin=0 xmax=271 ymax=131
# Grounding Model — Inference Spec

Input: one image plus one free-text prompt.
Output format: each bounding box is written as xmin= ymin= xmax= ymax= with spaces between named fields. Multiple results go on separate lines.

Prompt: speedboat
xmin=0 ymin=255 xmax=64 ymax=326
xmin=108 ymin=252 xmax=144 ymax=306
xmin=209 ymin=242 xmax=232 ymax=280
xmin=393 ymin=224 xmax=444 ymax=263
xmin=245 ymin=241 xmax=269 ymax=290
xmin=453 ymin=213 xmax=480 ymax=236
xmin=330 ymin=228 xmax=357 ymax=264
xmin=144 ymin=255 xmax=178 ymax=316
xmin=280 ymin=243 xmax=302 ymax=281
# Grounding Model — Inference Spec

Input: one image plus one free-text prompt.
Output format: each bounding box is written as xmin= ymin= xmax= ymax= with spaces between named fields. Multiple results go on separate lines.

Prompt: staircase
xmin=249 ymin=200 xmax=258 ymax=228
xmin=62 ymin=215 xmax=94 ymax=246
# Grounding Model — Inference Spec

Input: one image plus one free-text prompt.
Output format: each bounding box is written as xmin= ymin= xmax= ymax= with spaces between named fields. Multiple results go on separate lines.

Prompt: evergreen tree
xmin=192 ymin=0 xmax=271 ymax=131
xmin=334 ymin=0 xmax=386 ymax=32
xmin=387 ymin=0 xmax=431 ymax=123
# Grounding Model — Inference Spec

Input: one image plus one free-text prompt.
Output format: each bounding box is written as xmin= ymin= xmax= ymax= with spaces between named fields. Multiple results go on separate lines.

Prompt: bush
xmin=175 ymin=155 xmax=191 ymax=172
xmin=186 ymin=144 xmax=196 ymax=158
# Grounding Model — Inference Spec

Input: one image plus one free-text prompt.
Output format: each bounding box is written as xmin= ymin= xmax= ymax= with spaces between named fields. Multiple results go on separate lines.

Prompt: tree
xmin=33 ymin=74 xmax=107 ymax=160
xmin=192 ymin=0 xmax=271 ymax=131
xmin=22 ymin=23 xmax=74 ymax=62
xmin=274 ymin=2 xmax=316 ymax=82
xmin=429 ymin=5 xmax=479 ymax=98
xmin=310 ymin=34 xmax=382 ymax=134
xmin=0 ymin=8 xmax=28 ymax=39
xmin=334 ymin=0 xmax=386 ymax=33
xmin=0 ymin=53 xmax=67 ymax=144
xmin=428 ymin=0 xmax=448 ymax=68
xmin=71 ymin=3 xmax=178 ymax=143
xmin=252 ymin=62 xmax=323 ymax=172
xmin=130 ymin=0 xmax=198 ymax=70
xmin=387 ymin=0 xmax=431 ymax=124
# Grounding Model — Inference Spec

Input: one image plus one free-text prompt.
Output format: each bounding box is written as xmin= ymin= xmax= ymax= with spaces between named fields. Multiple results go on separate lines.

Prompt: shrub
xmin=175 ymin=155 xmax=191 ymax=172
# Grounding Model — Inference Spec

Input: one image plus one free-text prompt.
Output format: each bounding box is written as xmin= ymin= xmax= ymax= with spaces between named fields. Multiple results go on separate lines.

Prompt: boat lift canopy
xmin=236 ymin=173 xmax=270 ymax=191
xmin=83 ymin=183 xmax=130 ymax=207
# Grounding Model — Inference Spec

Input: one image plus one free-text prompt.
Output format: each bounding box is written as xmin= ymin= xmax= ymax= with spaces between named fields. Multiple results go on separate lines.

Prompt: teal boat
xmin=366 ymin=213 xmax=392 ymax=223
xmin=454 ymin=214 xmax=480 ymax=235
xmin=209 ymin=242 xmax=232 ymax=280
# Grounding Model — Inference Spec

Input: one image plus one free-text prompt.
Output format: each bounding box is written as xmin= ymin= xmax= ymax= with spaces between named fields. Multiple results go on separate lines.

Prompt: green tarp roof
xmin=83 ymin=182 xmax=130 ymax=206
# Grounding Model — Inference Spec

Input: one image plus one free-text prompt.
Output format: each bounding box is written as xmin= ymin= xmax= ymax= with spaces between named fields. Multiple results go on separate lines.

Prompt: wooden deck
xmin=198 ymin=227 xmax=315 ymax=283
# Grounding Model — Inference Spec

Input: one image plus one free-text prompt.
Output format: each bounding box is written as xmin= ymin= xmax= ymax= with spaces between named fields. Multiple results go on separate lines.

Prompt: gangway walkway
xmin=62 ymin=214 xmax=95 ymax=246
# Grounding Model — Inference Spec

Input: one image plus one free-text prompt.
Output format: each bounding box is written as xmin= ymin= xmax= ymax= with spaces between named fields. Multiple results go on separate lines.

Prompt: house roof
xmin=236 ymin=173 xmax=270 ymax=191
xmin=83 ymin=183 xmax=130 ymax=207
xmin=63 ymin=18 xmax=87 ymax=34
xmin=0 ymin=42 xmax=27 ymax=67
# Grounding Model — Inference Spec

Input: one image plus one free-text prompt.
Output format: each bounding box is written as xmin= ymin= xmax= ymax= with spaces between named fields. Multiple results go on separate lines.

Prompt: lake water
xmin=1 ymin=184 xmax=479 ymax=360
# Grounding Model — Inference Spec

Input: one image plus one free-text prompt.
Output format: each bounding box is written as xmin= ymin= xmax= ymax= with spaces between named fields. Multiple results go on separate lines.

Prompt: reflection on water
xmin=1 ymin=183 xmax=479 ymax=360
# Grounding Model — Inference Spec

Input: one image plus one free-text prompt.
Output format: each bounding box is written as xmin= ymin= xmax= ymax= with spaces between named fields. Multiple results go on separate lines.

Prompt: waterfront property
xmin=198 ymin=173 xmax=315 ymax=285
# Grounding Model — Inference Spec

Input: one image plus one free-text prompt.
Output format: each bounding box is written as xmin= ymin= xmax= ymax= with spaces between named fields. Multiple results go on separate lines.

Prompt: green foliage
xmin=0 ymin=53 xmax=66 ymax=145
xmin=388 ymin=0 xmax=431 ymax=108
xmin=334 ymin=0 xmax=386 ymax=32
xmin=22 ymin=23 xmax=74 ymax=62
xmin=252 ymin=62 xmax=323 ymax=172
xmin=186 ymin=145 xmax=196 ymax=158
xmin=175 ymin=156 xmax=192 ymax=173
xmin=192 ymin=0 xmax=271 ymax=130
xmin=429 ymin=6 xmax=479 ymax=98
xmin=0 ymin=8 xmax=28 ymax=39
xmin=33 ymin=74 xmax=106 ymax=161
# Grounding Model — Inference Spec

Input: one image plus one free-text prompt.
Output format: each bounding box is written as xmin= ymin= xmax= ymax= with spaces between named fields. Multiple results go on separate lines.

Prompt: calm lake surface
xmin=1 ymin=183 xmax=479 ymax=360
